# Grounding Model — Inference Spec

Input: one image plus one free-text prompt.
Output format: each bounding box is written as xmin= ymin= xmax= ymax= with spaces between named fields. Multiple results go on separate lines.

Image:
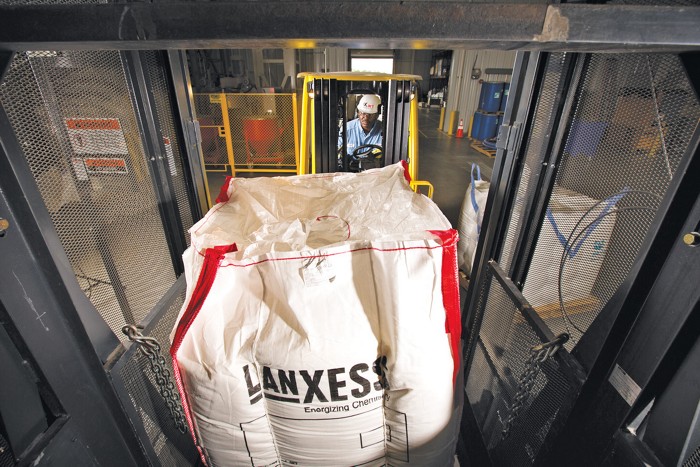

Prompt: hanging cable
xmin=645 ymin=55 xmax=673 ymax=181
xmin=556 ymin=189 xmax=662 ymax=338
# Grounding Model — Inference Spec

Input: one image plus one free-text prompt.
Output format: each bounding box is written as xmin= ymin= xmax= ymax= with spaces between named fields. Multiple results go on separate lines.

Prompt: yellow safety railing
xmin=408 ymin=87 xmax=434 ymax=198
xmin=193 ymin=93 xmax=299 ymax=175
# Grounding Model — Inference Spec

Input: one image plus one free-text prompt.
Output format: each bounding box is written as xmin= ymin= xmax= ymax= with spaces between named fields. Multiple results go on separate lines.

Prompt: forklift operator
xmin=338 ymin=94 xmax=383 ymax=156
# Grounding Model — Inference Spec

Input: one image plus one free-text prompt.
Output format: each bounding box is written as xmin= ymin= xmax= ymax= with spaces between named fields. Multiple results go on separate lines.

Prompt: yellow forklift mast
xmin=298 ymin=72 xmax=433 ymax=197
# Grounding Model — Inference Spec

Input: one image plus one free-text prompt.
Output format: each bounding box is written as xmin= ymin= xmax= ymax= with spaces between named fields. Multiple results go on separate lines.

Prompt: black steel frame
xmin=0 ymin=3 xmax=698 ymax=467
xmin=0 ymin=52 xmax=148 ymax=466
xmin=507 ymin=52 xmax=585 ymax=288
xmin=0 ymin=3 xmax=699 ymax=53
xmin=167 ymin=50 xmax=208 ymax=220
xmin=544 ymin=53 xmax=700 ymax=466
xmin=463 ymin=50 xmax=543 ymax=366
xmin=459 ymin=50 xmax=543 ymax=466
xmin=122 ymin=50 xmax=187 ymax=276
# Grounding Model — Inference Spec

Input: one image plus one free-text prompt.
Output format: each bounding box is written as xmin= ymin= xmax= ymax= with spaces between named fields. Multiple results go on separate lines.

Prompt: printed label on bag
xmin=243 ymin=361 xmax=386 ymax=408
xmin=300 ymin=257 xmax=335 ymax=286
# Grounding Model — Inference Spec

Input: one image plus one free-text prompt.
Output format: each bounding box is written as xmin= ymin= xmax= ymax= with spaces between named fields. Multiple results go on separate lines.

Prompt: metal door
xmin=0 ymin=49 xmax=199 ymax=466
xmin=460 ymin=51 xmax=700 ymax=466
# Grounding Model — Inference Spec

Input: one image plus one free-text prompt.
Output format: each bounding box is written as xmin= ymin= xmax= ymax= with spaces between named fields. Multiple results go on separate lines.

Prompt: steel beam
xmin=0 ymin=3 xmax=698 ymax=52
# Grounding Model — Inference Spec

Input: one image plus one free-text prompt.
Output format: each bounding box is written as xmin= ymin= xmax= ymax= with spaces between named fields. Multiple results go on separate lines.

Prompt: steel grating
xmin=143 ymin=51 xmax=194 ymax=247
xmin=116 ymin=284 xmax=193 ymax=467
xmin=521 ymin=53 xmax=700 ymax=346
xmin=500 ymin=53 xmax=568 ymax=273
xmin=0 ymin=51 xmax=177 ymax=339
xmin=466 ymin=267 xmax=573 ymax=466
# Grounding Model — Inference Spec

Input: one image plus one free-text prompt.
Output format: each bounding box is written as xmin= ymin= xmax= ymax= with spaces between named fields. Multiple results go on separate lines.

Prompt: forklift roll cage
xmin=298 ymin=72 xmax=434 ymax=197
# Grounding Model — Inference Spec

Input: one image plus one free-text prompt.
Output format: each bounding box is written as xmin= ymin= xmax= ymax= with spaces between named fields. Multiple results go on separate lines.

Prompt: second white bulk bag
xmin=457 ymin=163 xmax=490 ymax=275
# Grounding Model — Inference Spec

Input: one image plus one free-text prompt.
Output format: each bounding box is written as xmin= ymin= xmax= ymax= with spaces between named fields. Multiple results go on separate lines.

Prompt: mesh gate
xmin=522 ymin=53 xmax=698 ymax=347
xmin=194 ymin=93 xmax=298 ymax=174
xmin=466 ymin=263 xmax=579 ymax=467
xmin=0 ymin=50 xmax=197 ymax=465
xmin=143 ymin=51 xmax=194 ymax=247
xmin=109 ymin=278 xmax=198 ymax=467
xmin=0 ymin=51 xmax=184 ymax=338
xmin=466 ymin=52 xmax=700 ymax=466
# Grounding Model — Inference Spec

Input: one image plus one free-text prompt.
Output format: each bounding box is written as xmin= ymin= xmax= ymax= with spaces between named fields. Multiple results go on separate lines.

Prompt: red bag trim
xmin=171 ymin=231 xmax=460 ymax=463
xmin=215 ymin=176 xmax=234 ymax=203
xmin=170 ymin=243 xmax=237 ymax=466
xmin=400 ymin=160 xmax=412 ymax=183
xmin=429 ymin=229 xmax=461 ymax=385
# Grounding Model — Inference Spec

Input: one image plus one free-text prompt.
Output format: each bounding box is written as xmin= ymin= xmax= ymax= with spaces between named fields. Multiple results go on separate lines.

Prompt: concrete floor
xmin=415 ymin=107 xmax=495 ymax=228
xmin=203 ymin=107 xmax=496 ymax=228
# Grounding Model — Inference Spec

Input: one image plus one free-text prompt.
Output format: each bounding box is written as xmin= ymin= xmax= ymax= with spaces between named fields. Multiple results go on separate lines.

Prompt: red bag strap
xmin=429 ymin=229 xmax=461 ymax=385
xmin=170 ymin=243 xmax=237 ymax=465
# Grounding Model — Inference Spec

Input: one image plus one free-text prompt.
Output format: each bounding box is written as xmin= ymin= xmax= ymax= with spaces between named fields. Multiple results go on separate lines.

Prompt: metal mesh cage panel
xmin=0 ymin=51 xmax=177 ymax=339
xmin=0 ymin=433 xmax=13 ymax=467
xmin=116 ymin=285 xmax=193 ymax=467
xmin=684 ymin=444 xmax=700 ymax=467
xmin=500 ymin=53 xmax=568 ymax=273
xmin=466 ymin=267 xmax=574 ymax=466
xmin=143 ymin=51 xmax=194 ymax=246
xmin=192 ymin=93 xmax=298 ymax=172
xmin=521 ymin=53 xmax=700 ymax=347
xmin=227 ymin=93 xmax=297 ymax=170
xmin=193 ymin=93 xmax=229 ymax=167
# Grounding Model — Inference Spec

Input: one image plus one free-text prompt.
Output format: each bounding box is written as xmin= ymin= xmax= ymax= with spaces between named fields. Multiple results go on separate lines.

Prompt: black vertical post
xmin=384 ymin=79 xmax=398 ymax=165
xmin=313 ymin=78 xmax=325 ymax=173
xmin=462 ymin=51 xmax=542 ymax=363
xmin=458 ymin=51 xmax=543 ymax=467
xmin=328 ymin=78 xmax=338 ymax=172
xmin=508 ymin=53 xmax=584 ymax=287
xmin=397 ymin=80 xmax=411 ymax=163
xmin=166 ymin=50 xmax=208 ymax=220
xmin=122 ymin=51 xmax=186 ymax=276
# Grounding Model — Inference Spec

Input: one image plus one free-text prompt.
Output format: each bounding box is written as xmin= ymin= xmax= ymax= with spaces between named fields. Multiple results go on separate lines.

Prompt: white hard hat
xmin=357 ymin=94 xmax=380 ymax=114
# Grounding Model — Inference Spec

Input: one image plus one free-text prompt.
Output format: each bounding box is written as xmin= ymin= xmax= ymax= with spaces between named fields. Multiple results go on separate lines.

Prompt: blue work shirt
xmin=338 ymin=119 xmax=383 ymax=155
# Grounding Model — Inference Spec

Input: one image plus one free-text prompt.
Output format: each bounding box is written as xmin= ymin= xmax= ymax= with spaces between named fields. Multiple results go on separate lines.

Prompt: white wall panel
xmin=442 ymin=50 xmax=517 ymax=133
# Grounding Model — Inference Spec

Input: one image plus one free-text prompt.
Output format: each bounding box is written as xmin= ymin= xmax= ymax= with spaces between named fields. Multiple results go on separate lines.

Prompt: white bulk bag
xmin=171 ymin=163 xmax=462 ymax=466
xmin=457 ymin=163 xmax=490 ymax=275
xmin=522 ymin=185 xmax=620 ymax=309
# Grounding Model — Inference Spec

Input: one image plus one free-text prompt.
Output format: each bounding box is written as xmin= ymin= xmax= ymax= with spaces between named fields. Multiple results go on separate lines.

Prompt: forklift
xmin=297 ymin=72 xmax=434 ymax=197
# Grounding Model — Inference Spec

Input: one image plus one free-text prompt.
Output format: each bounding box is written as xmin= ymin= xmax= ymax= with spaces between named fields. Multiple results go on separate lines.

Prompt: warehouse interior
xmin=0 ymin=2 xmax=699 ymax=467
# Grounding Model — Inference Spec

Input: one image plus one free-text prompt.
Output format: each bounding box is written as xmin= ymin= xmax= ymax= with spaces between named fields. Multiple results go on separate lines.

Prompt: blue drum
xmin=478 ymin=82 xmax=504 ymax=113
xmin=472 ymin=111 xmax=499 ymax=142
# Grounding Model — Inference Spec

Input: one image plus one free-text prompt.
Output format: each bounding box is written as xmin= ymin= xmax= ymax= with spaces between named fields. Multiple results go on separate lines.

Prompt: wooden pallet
xmin=470 ymin=140 xmax=497 ymax=158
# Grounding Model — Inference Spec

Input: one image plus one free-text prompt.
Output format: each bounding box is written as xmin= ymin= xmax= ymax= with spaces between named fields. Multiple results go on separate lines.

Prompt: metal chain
xmin=500 ymin=333 xmax=569 ymax=440
xmin=123 ymin=325 xmax=188 ymax=434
